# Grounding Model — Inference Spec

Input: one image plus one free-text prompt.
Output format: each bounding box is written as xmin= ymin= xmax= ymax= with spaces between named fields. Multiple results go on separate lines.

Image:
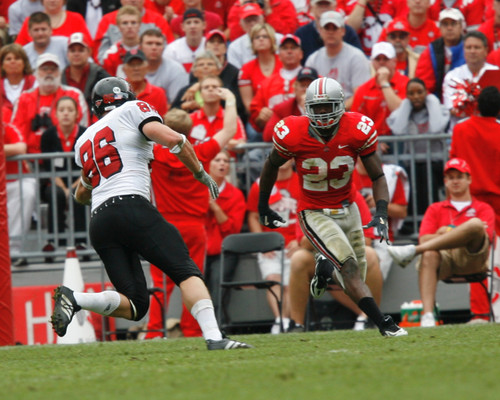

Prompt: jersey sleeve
xmin=271 ymin=116 xmax=304 ymax=159
xmin=127 ymin=101 xmax=163 ymax=135
xmin=348 ymin=112 xmax=378 ymax=157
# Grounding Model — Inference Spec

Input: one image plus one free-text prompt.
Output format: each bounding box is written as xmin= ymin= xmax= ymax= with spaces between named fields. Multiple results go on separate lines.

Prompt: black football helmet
xmin=91 ymin=77 xmax=136 ymax=118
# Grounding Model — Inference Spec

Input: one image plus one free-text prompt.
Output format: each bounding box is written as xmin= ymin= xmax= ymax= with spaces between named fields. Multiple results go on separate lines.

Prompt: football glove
xmin=194 ymin=164 xmax=219 ymax=200
xmin=363 ymin=200 xmax=390 ymax=244
xmin=258 ymin=206 xmax=285 ymax=229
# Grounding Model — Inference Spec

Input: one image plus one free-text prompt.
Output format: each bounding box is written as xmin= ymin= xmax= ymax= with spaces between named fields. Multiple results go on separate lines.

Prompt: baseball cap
xmin=183 ymin=8 xmax=204 ymax=21
xmin=240 ymin=3 xmax=263 ymax=19
xmin=123 ymin=49 xmax=147 ymax=64
xmin=206 ymin=29 xmax=226 ymax=43
xmin=280 ymin=34 xmax=301 ymax=47
xmin=68 ymin=32 xmax=89 ymax=48
xmin=297 ymin=67 xmax=319 ymax=81
xmin=439 ymin=8 xmax=465 ymax=22
xmin=311 ymin=0 xmax=336 ymax=5
xmin=36 ymin=53 xmax=61 ymax=69
xmin=370 ymin=42 xmax=396 ymax=60
xmin=444 ymin=158 xmax=471 ymax=175
xmin=320 ymin=11 xmax=345 ymax=28
xmin=385 ymin=19 xmax=410 ymax=34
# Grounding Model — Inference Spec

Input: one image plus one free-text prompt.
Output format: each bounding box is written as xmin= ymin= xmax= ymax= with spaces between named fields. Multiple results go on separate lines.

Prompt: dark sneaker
xmin=206 ymin=338 xmax=253 ymax=350
xmin=379 ymin=315 xmax=408 ymax=337
xmin=50 ymin=286 xmax=81 ymax=337
xmin=310 ymin=253 xmax=334 ymax=298
xmin=42 ymin=242 xmax=56 ymax=263
xmin=287 ymin=320 xmax=306 ymax=333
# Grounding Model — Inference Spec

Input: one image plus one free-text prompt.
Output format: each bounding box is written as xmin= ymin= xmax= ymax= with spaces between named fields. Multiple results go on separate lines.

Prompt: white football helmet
xmin=305 ymin=77 xmax=345 ymax=129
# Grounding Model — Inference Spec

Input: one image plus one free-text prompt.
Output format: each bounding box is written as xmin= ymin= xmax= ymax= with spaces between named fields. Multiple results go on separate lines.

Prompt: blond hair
xmin=164 ymin=108 xmax=193 ymax=135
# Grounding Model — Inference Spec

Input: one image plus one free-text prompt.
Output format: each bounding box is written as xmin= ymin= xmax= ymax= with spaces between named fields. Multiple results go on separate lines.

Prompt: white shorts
xmin=257 ymin=250 xmax=291 ymax=285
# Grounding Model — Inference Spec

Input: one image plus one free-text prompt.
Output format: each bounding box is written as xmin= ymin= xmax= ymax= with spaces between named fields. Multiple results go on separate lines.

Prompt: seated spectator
xmin=3 ymin=121 xmax=36 ymax=267
xmin=247 ymin=159 xmax=301 ymax=333
xmin=238 ymin=23 xmax=282 ymax=115
xmin=0 ymin=43 xmax=36 ymax=112
xmin=288 ymin=191 xmax=384 ymax=332
xmin=442 ymin=31 xmax=499 ymax=131
xmin=11 ymin=53 xmax=89 ymax=155
xmin=478 ymin=0 xmax=500 ymax=51
xmin=351 ymin=42 xmax=409 ymax=152
xmin=305 ymin=10 xmax=370 ymax=110
xmin=22 ymin=12 xmax=68 ymax=70
xmin=388 ymin=158 xmax=495 ymax=327
xmin=384 ymin=18 xmax=420 ymax=79
xmin=40 ymin=96 xmax=88 ymax=258
xmin=101 ymin=5 xmax=142 ymax=76
xmin=140 ymin=29 xmax=189 ymax=106
xmin=204 ymin=150 xmax=247 ymax=320
xmin=262 ymin=66 xmax=318 ymax=142
xmin=94 ymin=0 xmax=175 ymax=63
xmin=7 ymin=0 xmax=44 ymax=40
xmin=66 ymin=0 xmax=121 ymax=39
xmin=249 ymin=34 xmax=303 ymax=134
xmin=62 ymin=33 xmax=110 ymax=119
xmin=344 ymin=0 xmax=395 ymax=56
xmin=15 ymin=0 xmax=93 ymax=48
xmin=377 ymin=0 xmax=441 ymax=55
xmin=122 ymin=49 xmax=168 ymax=117
xmin=353 ymin=159 xmax=409 ymax=280
xmin=164 ymin=8 xmax=207 ymax=73
xmin=170 ymin=0 xmax=223 ymax=37
xmin=189 ymin=75 xmax=247 ymax=154
xmin=295 ymin=0 xmax=363 ymax=63
xmin=227 ymin=3 xmax=284 ymax=69
xmin=227 ymin=0 xmax=298 ymax=42
xmin=415 ymin=8 xmax=465 ymax=102
xmin=387 ymin=77 xmax=450 ymax=215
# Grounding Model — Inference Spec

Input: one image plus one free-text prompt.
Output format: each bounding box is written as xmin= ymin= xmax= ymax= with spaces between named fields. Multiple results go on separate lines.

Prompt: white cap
xmin=439 ymin=8 xmax=465 ymax=22
xmin=36 ymin=53 xmax=61 ymax=69
xmin=370 ymin=42 xmax=396 ymax=60
xmin=320 ymin=11 xmax=345 ymax=28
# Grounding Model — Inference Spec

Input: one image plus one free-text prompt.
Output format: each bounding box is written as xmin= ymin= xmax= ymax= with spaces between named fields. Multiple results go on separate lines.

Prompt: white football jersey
xmin=75 ymin=100 xmax=162 ymax=212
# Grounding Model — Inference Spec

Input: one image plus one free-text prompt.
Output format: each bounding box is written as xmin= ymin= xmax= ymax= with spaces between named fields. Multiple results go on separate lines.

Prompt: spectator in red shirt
xmin=66 ymin=0 xmax=121 ymax=39
xmin=388 ymin=158 xmax=495 ymax=327
xmin=169 ymin=0 xmax=223 ymax=38
xmin=384 ymin=18 xmax=420 ymax=79
xmin=351 ymin=42 xmax=409 ymax=152
xmin=122 ymin=49 xmax=168 ymax=118
xmin=15 ymin=0 xmax=93 ymax=48
xmin=478 ymin=0 xmax=500 ymax=52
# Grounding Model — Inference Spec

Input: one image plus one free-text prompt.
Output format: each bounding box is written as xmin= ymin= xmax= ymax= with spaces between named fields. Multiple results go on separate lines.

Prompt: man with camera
xmin=11 ymin=53 xmax=89 ymax=154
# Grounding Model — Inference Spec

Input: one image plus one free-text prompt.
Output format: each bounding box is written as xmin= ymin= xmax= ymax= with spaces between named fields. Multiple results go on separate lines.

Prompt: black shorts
xmin=89 ymin=195 xmax=202 ymax=300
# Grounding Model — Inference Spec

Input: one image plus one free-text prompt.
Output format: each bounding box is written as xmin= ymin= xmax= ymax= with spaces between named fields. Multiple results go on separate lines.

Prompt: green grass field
xmin=1 ymin=324 xmax=498 ymax=400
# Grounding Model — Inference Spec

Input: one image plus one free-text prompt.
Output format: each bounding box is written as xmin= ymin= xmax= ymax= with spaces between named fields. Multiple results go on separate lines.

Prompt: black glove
xmin=258 ymin=205 xmax=285 ymax=229
xmin=363 ymin=200 xmax=390 ymax=244
xmin=193 ymin=164 xmax=219 ymax=200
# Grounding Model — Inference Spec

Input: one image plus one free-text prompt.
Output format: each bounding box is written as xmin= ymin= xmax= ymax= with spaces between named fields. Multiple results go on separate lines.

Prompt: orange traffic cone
xmin=56 ymin=247 xmax=96 ymax=344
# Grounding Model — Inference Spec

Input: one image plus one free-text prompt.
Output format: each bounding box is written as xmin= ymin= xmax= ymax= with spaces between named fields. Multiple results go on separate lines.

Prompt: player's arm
xmin=361 ymin=151 xmax=390 ymax=243
xmin=143 ymin=120 xmax=219 ymax=199
xmin=75 ymin=171 xmax=92 ymax=206
xmin=258 ymin=149 xmax=288 ymax=228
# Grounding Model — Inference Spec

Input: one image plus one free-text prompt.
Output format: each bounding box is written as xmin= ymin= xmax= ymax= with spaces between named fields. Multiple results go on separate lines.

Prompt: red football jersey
xmin=272 ymin=113 xmax=378 ymax=212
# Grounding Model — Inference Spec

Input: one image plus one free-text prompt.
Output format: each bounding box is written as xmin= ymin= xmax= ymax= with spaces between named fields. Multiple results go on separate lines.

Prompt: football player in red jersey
xmin=258 ymin=77 xmax=407 ymax=337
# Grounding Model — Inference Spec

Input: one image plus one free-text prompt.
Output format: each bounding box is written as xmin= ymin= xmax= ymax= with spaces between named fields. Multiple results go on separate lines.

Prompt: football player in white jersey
xmin=50 ymin=77 xmax=251 ymax=350
xmin=258 ymin=77 xmax=407 ymax=337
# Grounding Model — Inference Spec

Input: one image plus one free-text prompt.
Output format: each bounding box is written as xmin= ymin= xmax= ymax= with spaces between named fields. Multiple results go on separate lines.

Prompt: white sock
xmin=73 ymin=290 xmax=121 ymax=316
xmin=190 ymin=299 xmax=223 ymax=341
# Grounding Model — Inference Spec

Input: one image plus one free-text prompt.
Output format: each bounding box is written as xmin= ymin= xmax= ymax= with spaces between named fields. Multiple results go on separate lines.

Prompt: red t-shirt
xmin=247 ymin=172 xmax=301 ymax=245
xmin=272 ymin=113 xmax=378 ymax=211
xmin=135 ymin=80 xmax=168 ymax=118
xmin=478 ymin=17 xmax=499 ymax=52
xmin=170 ymin=11 xmax=223 ymax=37
xmin=238 ymin=55 xmax=282 ymax=94
xmin=3 ymin=123 xmax=29 ymax=181
xmin=419 ymin=198 xmax=495 ymax=243
xmin=350 ymin=72 xmax=409 ymax=136
xmin=206 ymin=181 xmax=247 ymax=256
xmin=15 ymin=11 xmax=93 ymax=48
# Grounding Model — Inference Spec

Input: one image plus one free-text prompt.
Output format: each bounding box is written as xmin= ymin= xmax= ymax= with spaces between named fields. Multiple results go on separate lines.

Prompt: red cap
xmin=206 ymin=29 xmax=226 ymax=44
xmin=280 ymin=34 xmax=301 ymax=47
xmin=240 ymin=3 xmax=263 ymax=19
xmin=385 ymin=19 xmax=410 ymax=34
xmin=444 ymin=158 xmax=471 ymax=175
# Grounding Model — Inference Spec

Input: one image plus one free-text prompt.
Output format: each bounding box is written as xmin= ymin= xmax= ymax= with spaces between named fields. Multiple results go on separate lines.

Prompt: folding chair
xmin=217 ymin=232 xmax=286 ymax=332
xmin=438 ymin=234 xmax=496 ymax=323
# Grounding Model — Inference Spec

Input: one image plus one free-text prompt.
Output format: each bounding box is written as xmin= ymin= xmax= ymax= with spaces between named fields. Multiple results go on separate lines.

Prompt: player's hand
xmin=363 ymin=214 xmax=390 ymax=244
xmin=194 ymin=165 xmax=219 ymax=200
xmin=258 ymin=206 xmax=285 ymax=229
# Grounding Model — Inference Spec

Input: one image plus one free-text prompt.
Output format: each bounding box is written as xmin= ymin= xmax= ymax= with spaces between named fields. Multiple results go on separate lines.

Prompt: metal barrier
xmin=6 ymin=133 xmax=451 ymax=262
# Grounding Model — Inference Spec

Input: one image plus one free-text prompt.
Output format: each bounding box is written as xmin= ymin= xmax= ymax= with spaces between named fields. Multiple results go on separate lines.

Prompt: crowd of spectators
xmin=2 ymin=0 xmax=499 ymax=332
